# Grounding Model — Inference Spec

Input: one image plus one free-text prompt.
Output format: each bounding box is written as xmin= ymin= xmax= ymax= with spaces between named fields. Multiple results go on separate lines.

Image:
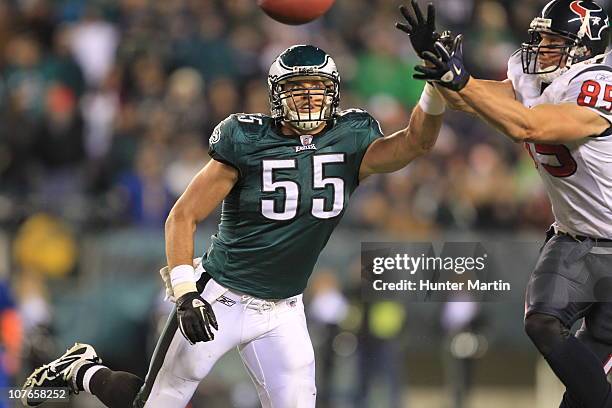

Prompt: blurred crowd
xmin=0 ymin=0 xmax=560 ymax=236
xmin=0 ymin=0 xmax=586 ymax=405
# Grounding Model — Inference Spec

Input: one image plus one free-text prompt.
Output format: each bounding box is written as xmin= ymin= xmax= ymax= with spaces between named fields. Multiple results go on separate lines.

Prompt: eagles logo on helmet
xmin=521 ymin=0 xmax=610 ymax=83
xmin=268 ymin=45 xmax=341 ymax=132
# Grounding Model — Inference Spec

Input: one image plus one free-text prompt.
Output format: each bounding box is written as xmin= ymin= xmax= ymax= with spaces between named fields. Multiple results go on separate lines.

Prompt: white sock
xmin=82 ymin=365 xmax=105 ymax=394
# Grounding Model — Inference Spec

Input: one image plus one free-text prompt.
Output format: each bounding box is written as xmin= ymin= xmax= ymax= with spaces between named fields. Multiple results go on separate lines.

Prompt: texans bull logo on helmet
xmin=521 ymin=0 xmax=611 ymax=82
xmin=568 ymin=0 xmax=609 ymax=40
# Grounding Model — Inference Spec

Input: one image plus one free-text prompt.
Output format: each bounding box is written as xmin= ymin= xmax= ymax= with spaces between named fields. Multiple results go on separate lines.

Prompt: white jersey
xmin=507 ymin=51 xmax=612 ymax=238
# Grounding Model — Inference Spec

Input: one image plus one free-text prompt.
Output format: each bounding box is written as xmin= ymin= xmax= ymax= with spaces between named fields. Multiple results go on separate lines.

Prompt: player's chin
xmin=538 ymin=56 xmax=566 ymax=70
xmin=538 ymin=61 xmax=558 ymax=71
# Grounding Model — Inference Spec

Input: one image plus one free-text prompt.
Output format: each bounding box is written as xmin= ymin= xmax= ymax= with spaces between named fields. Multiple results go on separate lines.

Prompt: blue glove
xmin=414 ymin=34 xmax=471 ymax=92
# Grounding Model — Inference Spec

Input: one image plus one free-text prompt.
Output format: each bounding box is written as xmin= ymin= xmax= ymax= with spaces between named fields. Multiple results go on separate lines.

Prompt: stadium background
xmin=0 ymin=0 xmax=609 ymax=407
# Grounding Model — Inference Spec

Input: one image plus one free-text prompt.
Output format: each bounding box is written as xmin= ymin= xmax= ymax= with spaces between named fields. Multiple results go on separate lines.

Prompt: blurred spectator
xmin=355 ymin=301 xmax=407 ymax=408
xmin=68 ymin=6 xmax=119 ymax=87
xmin=164 ymin=67 xmax=206 ymax=134
xmin=0 ymin=92 xmax=38 ymax=195
xmin=16 ymin=268 xmax=53 ymax=365
xmin=35 ymin=84 xmax=85 ymax=171
xmin=0 ymin=1 xmax=567 ymax=406
xmin=80 ymin=68 xmax=120 ymax=160
xmin=469 ymin=1 xmax=518 ymax=79
xmin=204 ymin=77 xmax=240 ymax=138
xmin=307 ymin=270 xmax=349 ymax=408
xmin=12 ymin=214 xmax=71 ymax=389
xmin=3 ymin=33 xmax=47 ymax=117
xmin=46 ymin=25 xmax=85 ymax=98
xmin=440 ymin=301 xmax=488 ymax=408
xmin=164 ymin=135 xmax=208 ymax=198
xmin=173 ymin=12 xmax=237 ymax=81
xmin=243 ymin=79 xmax=269 ymax=115
xmin=353 ymin=17 xmax=421 ymax=106
xmin=33 ymin=84 xmax=87 ymax=212
xmin=0 ymin=279 xmax=22 ymax=388
xmin=0 ymin=0 xmax=554 ymax=232
xmin=435 ymin=0 xmax=476 ymax=31
xmin=13 ymin=213 xmax=78 ymax=279
xmin=115 ymin=143 xmax=173 ymax=227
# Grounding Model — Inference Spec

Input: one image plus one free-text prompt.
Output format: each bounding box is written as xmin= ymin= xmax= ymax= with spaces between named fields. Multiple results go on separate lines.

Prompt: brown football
xmin=258 ymin=0 xmax=335 ymax=25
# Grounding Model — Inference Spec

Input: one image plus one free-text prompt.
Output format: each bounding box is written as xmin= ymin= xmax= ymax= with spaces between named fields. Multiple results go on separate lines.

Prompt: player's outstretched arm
xmin=458 ymin=81 xmax=610 ymax=143
xmin=359 ymin=94 xmax=443 ymax=178
xmin=357 ymin=2 xmax=454 ymax=178
xmin=165 ymin=160 xmax=238 ymax=270
xmin=164 ymin=159 xmax=238 ymax=344
xmin=427 ymin=31 xmax=516 ymax=113
xmin=435 ymin=79 xmax=515 ymax=114
xmin=395 ymin=1 xmax=483 ymax=115
xmin=415 ymin=36 xmax=610 ymax=143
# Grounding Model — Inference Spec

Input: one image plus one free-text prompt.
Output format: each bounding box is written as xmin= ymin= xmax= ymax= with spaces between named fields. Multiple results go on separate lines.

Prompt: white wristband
xmin=418 ymin=83 xmax=446 ymax=115
xmin=170 ymin=265 xmax=197 ymax=298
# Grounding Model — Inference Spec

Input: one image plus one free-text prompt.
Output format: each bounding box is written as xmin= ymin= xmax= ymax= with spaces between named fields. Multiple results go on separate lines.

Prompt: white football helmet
xmin=268 ymin=45 xmax=340 ymax=131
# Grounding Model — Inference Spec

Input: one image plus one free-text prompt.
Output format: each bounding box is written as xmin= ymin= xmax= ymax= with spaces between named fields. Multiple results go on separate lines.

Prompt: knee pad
xmin=286 ymin=349 xmax=315 ymax=373
xmin=525 ymin=313 xmax=570 ymax=356
xmin=174 ymin=359 xmax=213 ymax=382
xmin=265 ymin=373 xmax=316 ymax=408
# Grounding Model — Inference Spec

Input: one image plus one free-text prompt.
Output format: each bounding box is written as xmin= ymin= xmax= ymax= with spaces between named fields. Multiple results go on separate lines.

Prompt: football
xmin=257 ymin=0 xmax=335 ymax=25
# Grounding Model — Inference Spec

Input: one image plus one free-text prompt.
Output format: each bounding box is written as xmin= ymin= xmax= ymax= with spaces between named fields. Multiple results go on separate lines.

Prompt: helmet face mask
xmin=269 ymin=45 xmax=340 ymax=132
xmin=277 ymin=77 xmax=335 ymax=131
xmin=521 ymin=29 xmax=577 ymax=81
xmin=520 ymin=0 xmax=610 ymax=83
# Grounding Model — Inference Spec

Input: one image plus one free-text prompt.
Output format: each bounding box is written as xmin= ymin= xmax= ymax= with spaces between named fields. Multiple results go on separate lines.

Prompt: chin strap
xmin=538 ymin=67 xmax=568 ymax=83
xmin=541 ymin=48 xmax=612 ymax=83
xmin=293 ymin=122 xmax=324 ymax=131
xmin=282 ymin=100 xmax=330 ymax=131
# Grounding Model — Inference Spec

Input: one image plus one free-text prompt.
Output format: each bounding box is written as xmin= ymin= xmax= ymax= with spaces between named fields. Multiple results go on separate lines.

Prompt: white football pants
xmin=140 ymin=277 xmax=316 ymax=408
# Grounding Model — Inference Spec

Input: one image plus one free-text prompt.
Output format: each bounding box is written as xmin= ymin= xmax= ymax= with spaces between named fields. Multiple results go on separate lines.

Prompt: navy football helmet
xmin=521 ymin=0 xmax=610 ymax=82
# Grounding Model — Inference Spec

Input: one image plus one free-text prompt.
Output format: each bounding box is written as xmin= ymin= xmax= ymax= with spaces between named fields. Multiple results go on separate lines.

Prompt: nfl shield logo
xmin=300 ymin=135 xmax=313 ymax=146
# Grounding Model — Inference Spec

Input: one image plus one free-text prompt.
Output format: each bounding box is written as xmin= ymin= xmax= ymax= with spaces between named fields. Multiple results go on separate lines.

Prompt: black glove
xmin=414 ymin=35 xmax=471 ymax=92
xmin=396 ymin=0 xmax=439 ymax=58
xmin=176 ymin=291 xmax=218 ymax=345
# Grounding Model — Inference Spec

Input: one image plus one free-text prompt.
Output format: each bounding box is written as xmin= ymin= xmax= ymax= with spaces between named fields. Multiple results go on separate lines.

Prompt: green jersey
xmin=202 ymin=109 xmax=382 ymax=299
